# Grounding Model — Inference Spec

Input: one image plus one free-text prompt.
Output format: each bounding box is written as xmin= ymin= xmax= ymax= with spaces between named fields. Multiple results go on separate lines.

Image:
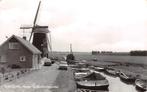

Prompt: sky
xmin=0 ymin=0 xmax=147 ymax=52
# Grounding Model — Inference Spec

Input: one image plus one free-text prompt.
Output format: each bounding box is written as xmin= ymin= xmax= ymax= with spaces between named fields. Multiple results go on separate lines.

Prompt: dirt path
xmin=52 ymin=68 xmax=76 ymax=92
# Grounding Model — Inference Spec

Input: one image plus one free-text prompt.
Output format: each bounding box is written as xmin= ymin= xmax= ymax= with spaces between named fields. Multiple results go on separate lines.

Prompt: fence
xmin=0 ymin=68 xmax=32 ymax=85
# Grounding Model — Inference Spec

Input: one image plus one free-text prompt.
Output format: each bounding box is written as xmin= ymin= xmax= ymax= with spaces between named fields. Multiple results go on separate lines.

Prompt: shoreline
xmin=86 ymin=60 xmax=147 ymax=79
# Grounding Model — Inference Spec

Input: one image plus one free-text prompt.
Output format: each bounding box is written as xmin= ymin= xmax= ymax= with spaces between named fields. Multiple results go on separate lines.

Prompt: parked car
xmin=44 ymin=58 xmax=52 ymax=66
xmin=50 ymin=57 xmax=59 ymax=64
xmin=58 ymin=61 xmax=68 ymax=70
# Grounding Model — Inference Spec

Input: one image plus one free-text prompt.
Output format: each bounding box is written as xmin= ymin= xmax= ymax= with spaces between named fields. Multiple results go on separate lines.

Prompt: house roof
xmin=1 ymin=35 xmax=41 ymax=54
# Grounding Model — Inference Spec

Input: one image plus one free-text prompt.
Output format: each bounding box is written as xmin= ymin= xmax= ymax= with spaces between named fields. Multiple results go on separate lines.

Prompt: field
xmin=53 ymin=52 xmax=147 ymax=65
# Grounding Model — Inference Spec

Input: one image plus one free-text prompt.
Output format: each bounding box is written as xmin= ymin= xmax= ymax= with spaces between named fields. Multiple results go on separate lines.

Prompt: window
xmin=0 ymin=55 xmax=6 ymax=62
xmin=9 ymin=42 xmax=19 ymax=49
xmin=20 ymin=56 xmax=26 ymax=62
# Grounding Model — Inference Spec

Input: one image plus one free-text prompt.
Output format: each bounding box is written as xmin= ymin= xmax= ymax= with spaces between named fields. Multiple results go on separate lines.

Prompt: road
xmin=0 ymin=63 xmax=60 ymax=92
xmin=52 ymin=68 xmax=76 ymax=92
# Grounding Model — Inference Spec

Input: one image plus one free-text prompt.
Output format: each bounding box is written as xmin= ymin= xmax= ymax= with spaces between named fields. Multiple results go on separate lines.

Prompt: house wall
xmin=0 ymin=39 xmax=33 ymax=68
xmin=32 ymin=54 xmax=40 ymax=69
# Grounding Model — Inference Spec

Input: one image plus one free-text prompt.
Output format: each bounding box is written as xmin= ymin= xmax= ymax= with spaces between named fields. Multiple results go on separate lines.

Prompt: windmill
xmin=20 ymin=1 xmax=52 ymax=58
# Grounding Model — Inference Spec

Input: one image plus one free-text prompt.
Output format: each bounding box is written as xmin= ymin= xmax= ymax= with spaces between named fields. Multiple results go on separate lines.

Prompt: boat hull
xmin=119 ymin=76 xmax=135 ymax=83
xmin=94 ymin=67 xmax=105 ymax=72
xmin=105 ymin=69 xmax=118 ymax=77
xmin=119 ymin=72 xmax=135 ymax=83
xmin=135 ymin=79 xmax=147 ymax=91
xmin=76 ymin=82 xmax=109 ymax=90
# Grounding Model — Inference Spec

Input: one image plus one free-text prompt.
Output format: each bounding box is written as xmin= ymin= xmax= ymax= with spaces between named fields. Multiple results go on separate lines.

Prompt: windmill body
xmin=20 ymin=1 xmax=52 ymax=58
xmin=32 ymin=26 xmax=50 ymax=57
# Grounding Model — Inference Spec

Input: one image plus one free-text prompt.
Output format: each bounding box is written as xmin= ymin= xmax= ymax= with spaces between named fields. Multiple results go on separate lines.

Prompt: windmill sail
xmin=29 ymin=1 xmax=41 ymax=41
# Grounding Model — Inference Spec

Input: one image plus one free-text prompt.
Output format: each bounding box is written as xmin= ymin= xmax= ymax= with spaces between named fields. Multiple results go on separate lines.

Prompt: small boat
xmin=92 ymin=58 xmax=98 ymax=61
xmin=105 ymin=68 xmax=118 ymax=77
xmin=94 ymin=66 xmax=105 ymax=72
xmin=74 ymin=68 xmax=91 ymax=80
xmin=69 ymin=64 xmax=79 ymax=70
xmin=76 ymin=72 xmax=109 ymax=90
xmin=119 ymin=72 xmax=136 ymax=83
xmin=135 ymin=79 xmax=147 ymax=91
xmin=77 ymin=88 xmax=109 ymax=92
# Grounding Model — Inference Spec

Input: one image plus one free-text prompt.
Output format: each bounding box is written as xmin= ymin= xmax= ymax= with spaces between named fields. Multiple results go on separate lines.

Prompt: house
xmin=0 ymin=35 xmax=42 ymax=69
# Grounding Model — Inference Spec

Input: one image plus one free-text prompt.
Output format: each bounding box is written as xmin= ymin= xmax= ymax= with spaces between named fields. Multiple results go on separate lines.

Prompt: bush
xmin=130 ymin=50 xmax=147 ymax=56
xmin=10 ymin=64 xmax=21 ymax=69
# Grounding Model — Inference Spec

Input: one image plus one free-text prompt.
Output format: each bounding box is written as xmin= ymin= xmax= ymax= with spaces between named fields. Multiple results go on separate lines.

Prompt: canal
xmin=98 ymin=71 xmax=145 ymax=92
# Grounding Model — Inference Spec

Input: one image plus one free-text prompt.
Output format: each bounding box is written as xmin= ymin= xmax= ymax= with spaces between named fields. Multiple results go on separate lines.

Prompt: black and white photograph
xmin=0 ymin=0 xmax=147 ymax=92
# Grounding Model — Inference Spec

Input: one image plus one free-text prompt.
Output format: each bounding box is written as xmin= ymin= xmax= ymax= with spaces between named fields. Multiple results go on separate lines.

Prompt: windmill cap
xmin=34 ymin=26 xmax=49 ymax=33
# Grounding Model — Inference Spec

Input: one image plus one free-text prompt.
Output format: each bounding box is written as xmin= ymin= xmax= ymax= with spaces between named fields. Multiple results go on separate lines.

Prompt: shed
xmin=0 ymin=35 xmax=41 ymax=69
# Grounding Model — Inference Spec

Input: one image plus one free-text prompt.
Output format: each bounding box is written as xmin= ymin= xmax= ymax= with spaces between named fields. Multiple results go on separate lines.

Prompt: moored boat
xmin=119 ymin=72 xmax=136 ymax=83
xmin=76 ymin=72 xmax=109 ymax=90
xmin=105 ymin=68 xmax=118 ymax=77
xmin=135 ymin=79 xmax=147 ymax=91
xmin=94 ymin=66 xmax=105 ymax=72
xmin=74 ymin=68 xmax=91 ymax=80
xmin=76 ymin=88 xmax=109 ymax=92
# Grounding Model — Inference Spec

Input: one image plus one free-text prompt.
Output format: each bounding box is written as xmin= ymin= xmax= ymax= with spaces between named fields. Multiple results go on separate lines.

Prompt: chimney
xmin=23 ymin=36 xmax=27 ymax=40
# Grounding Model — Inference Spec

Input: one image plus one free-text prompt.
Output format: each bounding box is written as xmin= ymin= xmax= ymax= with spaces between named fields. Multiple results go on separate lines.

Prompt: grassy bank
xmin=52 ymin=68 xmax=76 ymax=92
xmin=86 ymin=60 xmax=147 ymax=79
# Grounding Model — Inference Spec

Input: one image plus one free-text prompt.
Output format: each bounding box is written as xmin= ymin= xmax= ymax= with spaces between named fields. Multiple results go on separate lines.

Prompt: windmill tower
xmin=20 ymin=1 xmax=52 ymax=58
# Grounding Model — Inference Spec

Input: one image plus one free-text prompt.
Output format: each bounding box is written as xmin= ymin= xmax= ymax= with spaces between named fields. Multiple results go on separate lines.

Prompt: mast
xmin=70 ymin=44 xmax=73 ymax=54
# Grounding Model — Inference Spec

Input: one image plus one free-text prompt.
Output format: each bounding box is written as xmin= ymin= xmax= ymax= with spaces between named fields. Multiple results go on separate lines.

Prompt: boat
xmin=76 ymin=72 xmax=109 ymax=90
xmin=92 ymin=58 xmax=98 ymax=61
xmin=76 ymin=88 xmax=109 ymax=92
xmin=105 ymin=68 xmax=118 ymax=77
xmin=94 ymin=66 xmax=105 ymax=72
xmin=135 ymin=79 xmax=147 ymax=91
xmin=74 ymin=68 xmax=91 ymax=81
xmin=119 ymin=72 xmax=136 ymax=83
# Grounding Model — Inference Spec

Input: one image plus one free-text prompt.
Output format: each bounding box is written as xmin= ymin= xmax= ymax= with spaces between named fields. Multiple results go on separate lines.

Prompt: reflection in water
xmin=99 ymin=72 xmax=144 ymax=92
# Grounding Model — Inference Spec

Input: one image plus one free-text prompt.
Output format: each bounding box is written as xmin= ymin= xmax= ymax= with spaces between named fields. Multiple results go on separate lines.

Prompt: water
xmin=76 ymin=71 xmax=144 ymax=92
xmin=99 ymin=72 xmax=145 ymax=92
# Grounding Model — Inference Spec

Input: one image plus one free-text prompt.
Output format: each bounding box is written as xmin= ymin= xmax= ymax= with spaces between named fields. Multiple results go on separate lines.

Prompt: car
xmin=44 ymin=58 xmax=52 ymax=66
xmin=50 ymin=57 xmax=59 ymax=64
xmin=58 ymin=61 xmax=68 ymax=70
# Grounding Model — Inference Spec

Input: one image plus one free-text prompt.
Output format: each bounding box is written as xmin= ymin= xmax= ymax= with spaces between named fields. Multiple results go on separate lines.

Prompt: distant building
xmin=92 ymin=51 xmax=100 ymax=55
xmin=130 ymin=50 xmax=147 ymax=56
xmin=0 ymin=35 xmax=41 ymax=69
xmin=92 ymin=50 xmax=129 ymax=56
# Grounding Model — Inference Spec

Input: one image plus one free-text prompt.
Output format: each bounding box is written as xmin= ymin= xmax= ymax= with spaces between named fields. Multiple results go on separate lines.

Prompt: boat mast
xmin=70 ymin=44 xmax=73 ymax=54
